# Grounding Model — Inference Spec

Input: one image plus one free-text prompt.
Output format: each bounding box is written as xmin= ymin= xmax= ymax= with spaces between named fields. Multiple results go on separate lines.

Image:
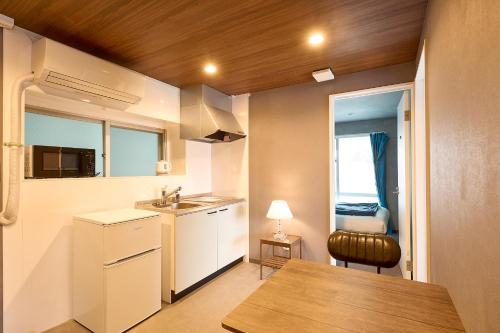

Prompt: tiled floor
xmin=45 ymin=260 xmax=401 ymax=332
xmin=45 ymin=263 xmax=266 ymax=333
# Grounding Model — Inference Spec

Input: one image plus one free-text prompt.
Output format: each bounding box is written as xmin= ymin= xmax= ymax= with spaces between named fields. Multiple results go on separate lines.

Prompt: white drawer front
xmin=103 ymin=216 xmax=161 ymax=264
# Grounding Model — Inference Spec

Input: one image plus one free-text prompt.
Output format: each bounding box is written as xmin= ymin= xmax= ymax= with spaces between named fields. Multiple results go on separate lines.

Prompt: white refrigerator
xmin=73 ymin=208 xmax=162 ymax=333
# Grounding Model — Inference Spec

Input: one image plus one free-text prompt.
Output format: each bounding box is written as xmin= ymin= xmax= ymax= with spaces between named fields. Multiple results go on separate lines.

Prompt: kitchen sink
xmin=170 ymin=202 xmax=202 ymax=209
xmin=152 ymin=201 xmax=202 ymax=210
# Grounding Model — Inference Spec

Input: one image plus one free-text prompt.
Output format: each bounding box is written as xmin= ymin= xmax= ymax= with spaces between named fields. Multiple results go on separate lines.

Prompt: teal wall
xmin=110 ymin=127 xmax=159 ymax=176
xmin=25 ymin=112 xmax=104 ymax=176
xmin=25 ymin=112 xmax=160 ymax=177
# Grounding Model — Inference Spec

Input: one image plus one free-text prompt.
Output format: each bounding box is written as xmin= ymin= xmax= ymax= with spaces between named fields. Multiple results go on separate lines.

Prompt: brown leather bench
xmin=327 ymin=230 xmax=401 ymax=274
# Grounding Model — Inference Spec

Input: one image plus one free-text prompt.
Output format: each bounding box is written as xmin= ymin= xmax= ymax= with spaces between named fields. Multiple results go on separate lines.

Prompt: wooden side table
xmin=259 ymin=235 xmax=302 ymax=279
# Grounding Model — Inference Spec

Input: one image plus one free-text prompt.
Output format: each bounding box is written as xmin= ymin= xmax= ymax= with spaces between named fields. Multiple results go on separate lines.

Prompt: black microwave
xmin=25 ymin=145 xmax=97 ymax=178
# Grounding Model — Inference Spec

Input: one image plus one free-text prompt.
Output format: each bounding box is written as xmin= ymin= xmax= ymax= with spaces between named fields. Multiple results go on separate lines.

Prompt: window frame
xmin=24 ymin=106 xmax=167 ymax=179
xmin=335 ymin=133 xmax=378 ymax=200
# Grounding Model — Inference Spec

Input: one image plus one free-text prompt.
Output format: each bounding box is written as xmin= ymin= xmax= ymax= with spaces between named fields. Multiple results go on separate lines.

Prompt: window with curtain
xmin=25 ymin=111 xmax=104 ymax=176
xmin=110 ymin=126 xmax=161 ymax=176
xmin=336 ymin=134 xmax=378 ymax=203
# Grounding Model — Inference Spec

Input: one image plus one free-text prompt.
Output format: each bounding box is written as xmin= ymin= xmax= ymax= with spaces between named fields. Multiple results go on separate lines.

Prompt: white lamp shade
xmin=266 ymin=200 xmax=293 ymax=220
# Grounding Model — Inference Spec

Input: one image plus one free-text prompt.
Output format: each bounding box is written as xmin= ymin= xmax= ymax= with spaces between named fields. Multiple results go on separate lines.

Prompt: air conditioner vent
xmin=32 ymin=38 xmax=145 ymax=110
xmin=46 ymin=72 xmax=140 ymax=104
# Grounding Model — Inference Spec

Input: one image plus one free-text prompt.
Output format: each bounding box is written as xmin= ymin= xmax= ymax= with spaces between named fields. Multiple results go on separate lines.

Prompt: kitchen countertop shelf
xmin=136 ymin=195 xmax=244 ymax=216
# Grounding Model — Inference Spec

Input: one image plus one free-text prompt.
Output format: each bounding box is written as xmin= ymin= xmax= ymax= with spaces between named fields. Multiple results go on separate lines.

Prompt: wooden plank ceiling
xmin=0 ymin=0 xmax=427 ymax=95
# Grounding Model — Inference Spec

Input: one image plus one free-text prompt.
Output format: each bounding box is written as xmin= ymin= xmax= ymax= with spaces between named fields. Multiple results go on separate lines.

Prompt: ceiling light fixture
xmin=204 ymin=64 xmax=217 ymax=74
xmin=308 ymin=33 xmax=324 ymax=46
xmin=312 ymin=68 xmax=335 ymax=82
xmin=81 ymin=99 xmax=91 ymax=103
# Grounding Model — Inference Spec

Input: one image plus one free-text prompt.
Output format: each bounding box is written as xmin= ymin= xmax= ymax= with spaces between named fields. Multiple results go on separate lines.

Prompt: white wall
xmin=2 ymin=28 xmax=212 ymax=333
xmin=211 ymin=94 xmax=249 ymax=259
xmin=127 ymin=76 xmax=180 ymax=123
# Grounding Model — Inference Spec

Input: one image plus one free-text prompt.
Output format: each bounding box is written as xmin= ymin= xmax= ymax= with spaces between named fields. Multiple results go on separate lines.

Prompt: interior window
xmin=25 ymin=111 xmax=104 ymax=176
xmin=110 ymin=126 xmax=161 ymax=177
xmin=336 ymin=135 xmax=378 ymax=203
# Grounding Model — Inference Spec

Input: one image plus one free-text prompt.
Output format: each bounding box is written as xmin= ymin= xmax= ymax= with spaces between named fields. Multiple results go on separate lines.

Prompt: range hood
xmin=180 ymin=84 xmax=246 ymax=143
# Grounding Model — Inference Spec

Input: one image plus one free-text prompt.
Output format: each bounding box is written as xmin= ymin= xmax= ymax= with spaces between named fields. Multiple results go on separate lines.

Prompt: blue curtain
xmin=370 ymin=132 xmax=389 ymax=210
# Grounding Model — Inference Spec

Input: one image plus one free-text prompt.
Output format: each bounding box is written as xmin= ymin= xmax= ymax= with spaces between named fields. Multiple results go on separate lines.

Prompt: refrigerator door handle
xmin=104 ymin=247 xmax=161 ymax=268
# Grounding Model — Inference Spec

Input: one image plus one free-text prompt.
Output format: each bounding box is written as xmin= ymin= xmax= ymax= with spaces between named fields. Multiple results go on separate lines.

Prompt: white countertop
xmin=74 ymin=208 xmax=160 ymax=225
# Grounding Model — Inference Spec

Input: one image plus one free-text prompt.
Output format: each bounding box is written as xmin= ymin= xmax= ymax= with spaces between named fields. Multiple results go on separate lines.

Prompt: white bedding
xmin=336 ymin=206 xmax=390 ymax=234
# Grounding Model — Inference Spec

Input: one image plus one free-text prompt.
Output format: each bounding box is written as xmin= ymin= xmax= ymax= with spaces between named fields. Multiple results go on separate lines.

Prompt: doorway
xmin=329 ymin=83 xmax=415 ymax=279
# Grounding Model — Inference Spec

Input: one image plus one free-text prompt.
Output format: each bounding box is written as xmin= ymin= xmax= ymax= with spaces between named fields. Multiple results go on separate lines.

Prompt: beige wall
xmin=420 ymin=1 xmax=500 ymax=331
xmin=249 ymin=62 xmax=415 ymax=263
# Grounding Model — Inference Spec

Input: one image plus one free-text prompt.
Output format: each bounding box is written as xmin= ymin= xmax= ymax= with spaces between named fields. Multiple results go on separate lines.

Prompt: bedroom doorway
xmin=329 ymin=83 xmax=415 ymax=279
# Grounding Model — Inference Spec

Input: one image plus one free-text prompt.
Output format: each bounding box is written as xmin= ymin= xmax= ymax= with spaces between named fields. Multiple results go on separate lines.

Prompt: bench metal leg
xmin=344 ymin=261 xmax=348 ymax=268
xmin=260 ymin=242 xmax=263 ymax=280
xmin=377 ymin=267 xmax=381 ymax=274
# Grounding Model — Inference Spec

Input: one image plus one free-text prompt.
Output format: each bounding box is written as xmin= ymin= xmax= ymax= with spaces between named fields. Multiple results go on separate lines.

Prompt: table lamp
xmin=266 ymin=200 xmax=293 ymax=241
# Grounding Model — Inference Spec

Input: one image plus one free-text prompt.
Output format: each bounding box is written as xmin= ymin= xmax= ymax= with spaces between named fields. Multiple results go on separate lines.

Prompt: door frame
xmin=329 ymin=82 xmax=422 ymax=279
xmin=414 ymin=40 xmax=430 ymax=282
xmin=0 ymin=27 xmax=4 ymax=333
xmin=398 ymin=89 xmax=413 ymax=280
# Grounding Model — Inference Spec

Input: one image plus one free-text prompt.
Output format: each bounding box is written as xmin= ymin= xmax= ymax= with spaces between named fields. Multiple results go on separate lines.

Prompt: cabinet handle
xmin=207 ymin=211 xmax=217 ymax=215
xmin=219 ymin=208 xmax=228 ymax=212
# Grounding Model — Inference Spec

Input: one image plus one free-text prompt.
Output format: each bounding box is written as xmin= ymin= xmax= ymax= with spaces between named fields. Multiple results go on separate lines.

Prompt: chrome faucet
xmin=161 ymin=186 xmax=182 ymax=204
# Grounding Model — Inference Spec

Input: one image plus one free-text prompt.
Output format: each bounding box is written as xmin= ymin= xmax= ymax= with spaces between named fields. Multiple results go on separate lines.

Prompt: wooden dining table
xmin=222 ymin=259 xmax=464 ymax=332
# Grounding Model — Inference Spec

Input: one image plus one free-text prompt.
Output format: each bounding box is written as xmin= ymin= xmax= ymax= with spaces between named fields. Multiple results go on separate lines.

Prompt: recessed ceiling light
xmin=204 ymin=64 xmax=217 ymax=74
xmin=308 ymin=33 xmax=324 ymax=46
xmin=81 ymin=99 xmax=91 ymax=103
xmin=312 ymin=68 xmax=335 ymax=82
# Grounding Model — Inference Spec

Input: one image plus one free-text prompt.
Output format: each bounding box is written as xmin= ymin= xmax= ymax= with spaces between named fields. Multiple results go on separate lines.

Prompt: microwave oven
xmin=25 ymin=145 xmax=97 ymax=178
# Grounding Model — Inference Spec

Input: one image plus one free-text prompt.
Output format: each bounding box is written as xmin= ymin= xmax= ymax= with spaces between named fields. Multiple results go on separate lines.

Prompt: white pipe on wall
xmin=0 ymin=14 xmax=14 ymax=29
xmin=0 ymin=73 xmax=35 ymax=225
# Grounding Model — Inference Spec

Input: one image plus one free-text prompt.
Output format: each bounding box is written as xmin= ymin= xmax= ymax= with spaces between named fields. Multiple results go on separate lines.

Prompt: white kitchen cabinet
xmin=158 ymin=201 xmax=246 ymax=303
xmin=174 ymin=208 xmax=218 ymax=293
xmin=217 ymin=203 xmax=246 ymax=269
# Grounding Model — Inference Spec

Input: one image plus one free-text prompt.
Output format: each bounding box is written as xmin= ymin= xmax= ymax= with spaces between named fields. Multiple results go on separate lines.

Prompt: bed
xmin=336 ymin=206 xmax=390 ymax=234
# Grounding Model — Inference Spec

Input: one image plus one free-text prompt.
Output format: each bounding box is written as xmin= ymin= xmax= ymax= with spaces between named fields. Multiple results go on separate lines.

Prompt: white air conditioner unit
xmin=32 ymin=38 xmax=145 ymax=110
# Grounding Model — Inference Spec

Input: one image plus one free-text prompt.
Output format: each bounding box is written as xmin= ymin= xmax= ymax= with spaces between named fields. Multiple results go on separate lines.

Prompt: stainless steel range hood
xmin=180 ymin=84 xmax=246 ymax=143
